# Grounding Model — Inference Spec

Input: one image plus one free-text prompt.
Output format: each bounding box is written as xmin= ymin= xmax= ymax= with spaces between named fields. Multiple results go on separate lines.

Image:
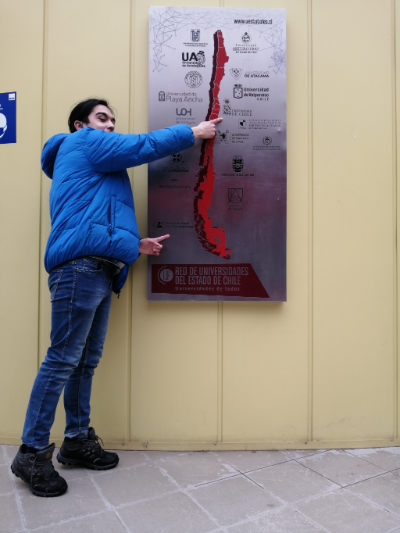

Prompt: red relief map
xmin=194 ymin=30 xmax=231 ymax=260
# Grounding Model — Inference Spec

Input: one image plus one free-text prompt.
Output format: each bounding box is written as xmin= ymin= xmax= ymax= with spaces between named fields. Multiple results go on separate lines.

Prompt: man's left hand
xmin=139 ymin=234 xmax=170 ymax=255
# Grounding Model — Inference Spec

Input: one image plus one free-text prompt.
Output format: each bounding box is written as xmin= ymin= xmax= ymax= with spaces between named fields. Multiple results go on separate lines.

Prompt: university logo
xmin=223 ymin=99 xmax=231 ymax=115
xmin=184 ymin=71 xmax=203 ymax=88
xmin=158 ymin=267 xmax=174 ymax=283
xmin=232 ymin=155 xmax=244 ymax=173
xmin=233 ymin=84 xmax=243 ymax=99
xmin=182 ymin=51 xmax=205 ymax=65
xmin=228 ymin=188 xmax=243 ymax=203
xmin=170 ymin=153 xmax=183 ymax=163
xmin=217 ymin=130 xmax=230 ymax=144
xmin=230 ymin=68 xmax=243 ymax=80
xmin=191 ymin=29 xmax=200 ymax=42
xmin=263 ymin=136 xmax=272 ymax=146
xmin=158 ymin=91 xmax=165 ymax=101
xmin=242 ymin=32 xmax=251 ymax=43
xmin=153 ymin=219 xmax=166 ymax=229
xmin=176 ymin=108 xmax=192 ymax=116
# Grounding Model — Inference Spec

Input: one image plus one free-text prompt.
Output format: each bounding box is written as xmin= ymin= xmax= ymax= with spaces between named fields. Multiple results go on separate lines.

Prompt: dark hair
xmin=68 ymin=98 xmax=114 ymax=133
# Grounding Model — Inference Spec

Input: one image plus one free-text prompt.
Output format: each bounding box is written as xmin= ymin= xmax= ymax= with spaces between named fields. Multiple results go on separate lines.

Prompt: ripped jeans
xmin=22 ymin=258 xmax=113 ymax=448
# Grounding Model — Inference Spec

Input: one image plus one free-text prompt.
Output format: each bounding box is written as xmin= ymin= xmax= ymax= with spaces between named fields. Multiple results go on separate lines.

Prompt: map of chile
xmin=194 ymin=30 xmax=231 ymax=260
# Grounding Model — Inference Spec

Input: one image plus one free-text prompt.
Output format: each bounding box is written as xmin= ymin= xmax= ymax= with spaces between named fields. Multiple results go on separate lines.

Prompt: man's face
xmin=75 ymin=104 xmax=115 ymax=133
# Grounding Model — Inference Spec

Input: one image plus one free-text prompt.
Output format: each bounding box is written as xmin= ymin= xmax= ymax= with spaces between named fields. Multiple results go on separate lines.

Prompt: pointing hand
xmin=192 ymin=118 xmax=223 ymax=139
xmin=139 ymin=234 xmax=170 ymax=256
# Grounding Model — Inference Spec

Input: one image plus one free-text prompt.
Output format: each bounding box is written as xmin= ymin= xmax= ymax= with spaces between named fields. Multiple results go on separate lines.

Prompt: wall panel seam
xmin=393 ymin=0 xmax=399 ymax=440
xmin=38 ymin=0 xmax=48 ymax=373
xmin=307 ymin=0 xmax=314 ymax=443
xmin=126 ymin=0 xmax=135 ymax=444
xmin=217 ymin=302 xmax=223 ymax=443
xmin=216 ymin=0 xmax=224 ymax=443
xmin=217 ymin=0 xmax=224 ymax=440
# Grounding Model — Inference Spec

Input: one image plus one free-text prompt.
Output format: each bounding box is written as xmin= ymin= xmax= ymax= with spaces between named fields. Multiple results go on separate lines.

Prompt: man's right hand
xmin=192 ymin=118 xmax=223 ymax=139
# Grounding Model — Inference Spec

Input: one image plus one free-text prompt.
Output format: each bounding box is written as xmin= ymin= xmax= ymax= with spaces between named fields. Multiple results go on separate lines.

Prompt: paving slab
xmin=3 ymin=445 xmax=19 ymax=464
xmin=0 ymin=493 xmax=24 ymax=533
xmin=31 ymin=510 xmax=127 ymax=533
xmin=0 ymin=446 xmax=8 ymax=466
xmin=227 ymin=506 xmax=326 ymax=532
xmin=18 ymin=476 xmax=107 ymax=531
xmin=247 ymin=460 xmax=340 ymax=503
xmin=189 ymin=475 xmax=282 ymax=528
xmin=0 ymin=464 xmax=15 ymax=496
xmin=118 ymin=490 xmax=218 ymax=533
xmin=297 ymin=450 xmax=385 ymax=487
xmin=281 ymin=450 xmax=326 ymax=460
xmin=347 ymin=471 xmax=400 ymax=516
xmin=211 ymin=450 xmax=288 ymax=473
xmin=113 ymin=450 xmax=149 ymax=470
xmin=148 ymin=451 xmax=237 ymax=488
xmin=345 ymin=447 xmax=400 ymax=472
xmin=93 ymin=463 xmax=177 ymax=507
xmin=294 ymin=489 xmax=400 ymax=533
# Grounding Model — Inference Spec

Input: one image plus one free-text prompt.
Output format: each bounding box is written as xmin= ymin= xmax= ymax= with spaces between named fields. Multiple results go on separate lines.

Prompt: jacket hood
xmin=41 ymin=133 xmax=69 ymax=179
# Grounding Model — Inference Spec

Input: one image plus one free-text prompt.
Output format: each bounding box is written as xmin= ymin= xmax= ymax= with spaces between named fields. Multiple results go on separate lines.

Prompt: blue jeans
xmin=22 ymin=258 xmax=114 ymax=448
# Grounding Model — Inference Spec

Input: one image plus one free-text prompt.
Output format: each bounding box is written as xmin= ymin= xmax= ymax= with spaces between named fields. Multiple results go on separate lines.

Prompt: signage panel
xmin=148 ymin=7 xmax=286 ymax=301
xmin=0 ymin=92 xmax=17 ymax=145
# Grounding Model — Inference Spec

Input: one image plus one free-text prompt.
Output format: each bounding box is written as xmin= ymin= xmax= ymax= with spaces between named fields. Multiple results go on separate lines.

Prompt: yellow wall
xmin=1 ymin=0 xmax=399 ymax=450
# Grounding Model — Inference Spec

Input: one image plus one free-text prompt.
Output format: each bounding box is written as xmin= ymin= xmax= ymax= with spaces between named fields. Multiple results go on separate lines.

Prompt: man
xmin=11 ymin=98 xmax=222 ymax=497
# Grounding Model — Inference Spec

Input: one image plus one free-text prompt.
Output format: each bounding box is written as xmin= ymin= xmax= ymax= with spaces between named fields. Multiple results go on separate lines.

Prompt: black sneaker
xmin=57 ymin=427 xmax=119 ymax=470
xmin=11 ymin=443 xmax=68 ymax=497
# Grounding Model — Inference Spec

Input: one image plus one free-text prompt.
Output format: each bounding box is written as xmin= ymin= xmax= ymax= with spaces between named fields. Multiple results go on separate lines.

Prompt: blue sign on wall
xmin=0 ymin=92 xmax=17 ymax=144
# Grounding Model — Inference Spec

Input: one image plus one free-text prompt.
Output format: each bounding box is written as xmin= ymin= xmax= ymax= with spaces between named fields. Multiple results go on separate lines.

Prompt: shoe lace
xmin=31 ymin=456 xmax=58 ymax=482
xmin=82 ymin=434 xmax=104 ymax=457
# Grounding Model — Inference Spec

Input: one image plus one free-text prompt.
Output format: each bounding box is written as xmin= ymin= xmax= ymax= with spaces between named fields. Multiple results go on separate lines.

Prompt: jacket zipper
xmin=109 ymin=196 xmax=116 ymax=237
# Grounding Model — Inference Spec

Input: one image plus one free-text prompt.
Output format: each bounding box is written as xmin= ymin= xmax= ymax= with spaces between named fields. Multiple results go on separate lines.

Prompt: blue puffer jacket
xmin=41 ymin=124 xmax=194 ymax=293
